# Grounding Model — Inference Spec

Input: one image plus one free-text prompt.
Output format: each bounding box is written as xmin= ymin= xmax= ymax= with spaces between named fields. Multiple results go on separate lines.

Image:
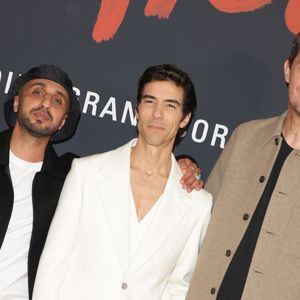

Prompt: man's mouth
xmin=148 ymin=124 xmax=165 ymax=131
xmin=32 ymin=109 xmax=52 ymax=121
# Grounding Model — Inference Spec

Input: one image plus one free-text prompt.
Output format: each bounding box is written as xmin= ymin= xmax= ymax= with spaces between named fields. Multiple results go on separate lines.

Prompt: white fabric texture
xmin=0 ymin=151 xmax=42 ymax=299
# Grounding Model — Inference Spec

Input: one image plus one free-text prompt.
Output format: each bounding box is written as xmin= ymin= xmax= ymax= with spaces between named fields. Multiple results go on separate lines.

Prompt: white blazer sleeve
xmin=32 ymin=158 xmax=83 ymax=300
xmin=166 ymin=193 xmax=212 ymax=300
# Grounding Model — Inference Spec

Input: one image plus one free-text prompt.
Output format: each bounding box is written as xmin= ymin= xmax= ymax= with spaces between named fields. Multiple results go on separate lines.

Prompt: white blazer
xmin=33 ymin=139 xmax=212 ymax=300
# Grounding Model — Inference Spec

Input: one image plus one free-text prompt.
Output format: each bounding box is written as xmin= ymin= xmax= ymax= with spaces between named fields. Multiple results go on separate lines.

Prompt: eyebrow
xmin=141 ymin=94 xmax=156 ymax=100
xmin=141 ymin=94 xmax=182 ymax=107
xmin=165 ymin=99 xmax=182 ymax=107
xmin=29 ymin=82 xmax=67 ymax=99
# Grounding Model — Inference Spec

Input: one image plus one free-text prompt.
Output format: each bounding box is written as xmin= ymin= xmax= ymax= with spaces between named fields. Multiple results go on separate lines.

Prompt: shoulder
xmin=171 ymin=158 xmax=213 ymax=212
xmin=224 ymin=113 xmax=284 ymax=152
xmin=233 ymin=114 xmax=282 ymax=137
xmin=59 ymin=152 xmax=78 ymax=163
xmin=71 ymin=150 xmax=114 ymax=172
xmin=55 ymin=152 xmax=78 ymax=174
xmin=70 ymin=141 xmax=131 ymax=173
xmin=189 ymin=188 xmax=213 ymax=214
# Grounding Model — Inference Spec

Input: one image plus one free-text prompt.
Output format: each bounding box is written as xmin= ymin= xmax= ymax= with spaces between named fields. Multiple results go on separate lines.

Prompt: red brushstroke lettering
xmin=144 ymin=0 xmax=177 ymax=18
xmin=92 ymin=0 xmax=129 ymax=43
xmin=92 ymin=0 xmax=300 ymax=44
xmin=92 ymin=0 xmax=177 ymax=43
xmin=209 ymin=0 xmax=272 ymax=13
xmin=285 ymin=0 xmax=300 ymax=34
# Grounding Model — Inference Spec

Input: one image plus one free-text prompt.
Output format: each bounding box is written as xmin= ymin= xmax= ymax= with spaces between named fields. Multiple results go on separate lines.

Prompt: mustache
xmin=30 ymin=106 xmax=53 ymax=120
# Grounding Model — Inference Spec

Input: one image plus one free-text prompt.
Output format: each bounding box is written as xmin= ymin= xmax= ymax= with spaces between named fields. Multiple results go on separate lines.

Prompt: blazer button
xmin=121 ymin=283 xmax=128 ymax=289
xmin=259 ymin=176 xmax=265 ymax=183
xmin=226 ymin=249 xmax=231 ymax=257
xmin=274 ymin=137 xmax=279 ymax=145
xmin=210 ymin=287 xmax=216 ymax=294
xmin=243 ymin=213 xmax=249 ymax=221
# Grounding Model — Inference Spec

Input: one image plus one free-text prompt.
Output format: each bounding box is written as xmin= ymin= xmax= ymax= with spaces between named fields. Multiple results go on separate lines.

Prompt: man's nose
xmin=41 ymin=93 xmax=52 ymax=109
xmin=153 ymin=104 xmax=163 ymax=119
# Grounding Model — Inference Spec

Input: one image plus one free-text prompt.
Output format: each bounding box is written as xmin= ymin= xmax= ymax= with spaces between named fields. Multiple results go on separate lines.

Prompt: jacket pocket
xmin=280 ymin=207 xmax=300 ymax=259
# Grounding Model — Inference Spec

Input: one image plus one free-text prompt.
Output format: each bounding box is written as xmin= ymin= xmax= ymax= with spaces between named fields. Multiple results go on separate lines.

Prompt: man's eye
xmin=53 ymin=98 xmax=63 ymax=105
xmin=32 ymin=89 xmax=43 ymax=96
xmin=145 ymin=99 xmax=153 ymax=103
xmin=167 ymin=103 xmax=176 ymax=109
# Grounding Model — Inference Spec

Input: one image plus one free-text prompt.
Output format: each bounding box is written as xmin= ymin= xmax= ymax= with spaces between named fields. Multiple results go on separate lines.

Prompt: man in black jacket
xmin=0 ymin=64 xmax=202 ymax=299
xmin=0 ymin=64 xmax=81 ymax=299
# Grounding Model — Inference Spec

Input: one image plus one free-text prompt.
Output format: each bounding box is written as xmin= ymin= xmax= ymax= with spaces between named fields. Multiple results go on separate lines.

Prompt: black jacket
xmin=0 ymin=129 xmax=77 ymax=299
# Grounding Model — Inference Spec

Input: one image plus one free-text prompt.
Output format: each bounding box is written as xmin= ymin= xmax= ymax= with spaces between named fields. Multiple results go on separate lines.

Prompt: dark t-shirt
xmin=217 ymin=137 xmax=293 ymax=300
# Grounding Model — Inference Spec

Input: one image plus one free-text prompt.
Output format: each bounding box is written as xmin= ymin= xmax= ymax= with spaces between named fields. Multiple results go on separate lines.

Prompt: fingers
xmin=187 ymin=178 xmax=204 ymax=193
xmin=179 ymin=161 xmax=203 ymax=193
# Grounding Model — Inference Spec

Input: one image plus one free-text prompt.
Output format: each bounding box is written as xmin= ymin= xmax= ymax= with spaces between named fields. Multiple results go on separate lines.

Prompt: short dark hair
xmin=288 ymin=32 xmax=300 ymax=66
xmin=136 ymin=64 xmax=197 ymax=121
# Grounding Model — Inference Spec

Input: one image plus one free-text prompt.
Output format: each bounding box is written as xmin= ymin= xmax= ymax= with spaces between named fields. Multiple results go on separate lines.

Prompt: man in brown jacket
xmin=187 ymin=33 xmax=300 ymax=300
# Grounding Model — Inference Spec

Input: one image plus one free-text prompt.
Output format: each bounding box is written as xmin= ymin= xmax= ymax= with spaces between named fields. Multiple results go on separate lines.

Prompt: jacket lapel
xmin=28 ymin=144 xmax=75 ymax=299
xmin=126 ymin=155 xmax=192 ymax=276
xmin=95 ymin=140 xmax=192 ymax=275
xmin=0 ymin=130 xmax=14 ymax=249
xmin=95 ymin=141 xmax=134 ymax=271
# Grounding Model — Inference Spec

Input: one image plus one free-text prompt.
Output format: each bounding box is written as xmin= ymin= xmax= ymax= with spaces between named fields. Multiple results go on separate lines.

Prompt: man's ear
xmin=179 ymin=112 xmax=191 ymax=129
xmin=284 ymin=59 xmax=290 ymax=83
xmin=58 ymin=115 xmax=68 ymax=130
xmin=13 ymin=96 xmax=20 ymax=112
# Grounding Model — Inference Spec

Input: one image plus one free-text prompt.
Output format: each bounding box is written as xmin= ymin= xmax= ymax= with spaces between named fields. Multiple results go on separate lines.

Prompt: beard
xmin=17 ymin=107 xmax=58 ymax=138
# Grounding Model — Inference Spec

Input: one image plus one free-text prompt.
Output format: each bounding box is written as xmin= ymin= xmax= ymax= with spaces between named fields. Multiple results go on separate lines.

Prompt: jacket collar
xmin=0 ymin=128 xmax=65 ymax=178
xmin=0 ymin=129 xmax=12 ymax=168
xmin=259 ymin=111 xmax=286 ymax=147
xmin=41 ymin=143 xmax=66 ymax=179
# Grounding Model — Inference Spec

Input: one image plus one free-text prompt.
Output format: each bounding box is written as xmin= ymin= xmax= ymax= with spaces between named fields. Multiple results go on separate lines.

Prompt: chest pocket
xmin=280 ymin=207 xmax=300 ymax=259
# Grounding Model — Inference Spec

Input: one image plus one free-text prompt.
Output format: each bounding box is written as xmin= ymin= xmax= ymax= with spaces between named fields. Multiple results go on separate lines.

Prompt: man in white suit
xmin=33 ymin=64 xmax=212 ymax=300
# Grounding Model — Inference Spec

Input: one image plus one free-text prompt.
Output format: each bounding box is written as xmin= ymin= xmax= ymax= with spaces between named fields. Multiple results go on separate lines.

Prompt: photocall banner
xmin=0 ymin=0 xmax=298 ymax=178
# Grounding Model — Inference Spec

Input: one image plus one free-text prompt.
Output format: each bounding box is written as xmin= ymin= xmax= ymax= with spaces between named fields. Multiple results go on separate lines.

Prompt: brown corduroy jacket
xmin=187 ymin=111 xmax=300 ymax=300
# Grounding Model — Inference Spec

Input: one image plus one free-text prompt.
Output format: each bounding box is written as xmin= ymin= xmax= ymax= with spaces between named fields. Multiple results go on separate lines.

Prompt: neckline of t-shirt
xmin=9 ymin=150 xmax=43 ymax=169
